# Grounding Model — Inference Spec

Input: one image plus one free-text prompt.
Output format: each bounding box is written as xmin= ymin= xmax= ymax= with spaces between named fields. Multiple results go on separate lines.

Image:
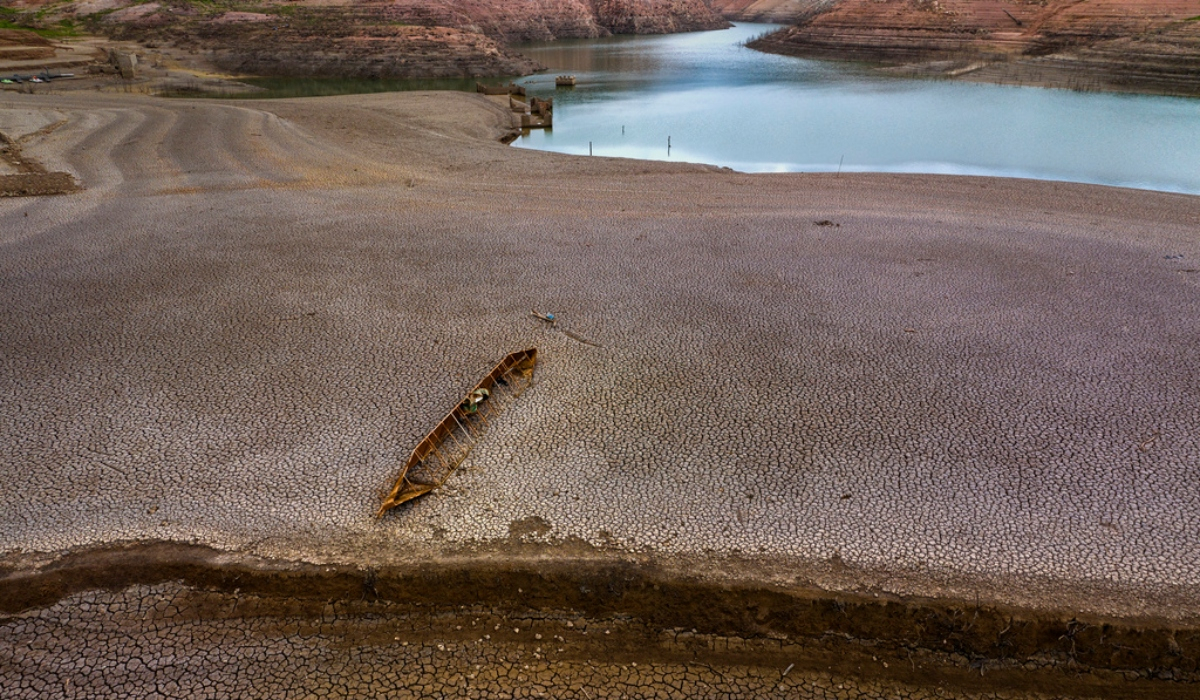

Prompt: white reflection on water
xmin=515 ymin=24 xmax=1200 ymax=194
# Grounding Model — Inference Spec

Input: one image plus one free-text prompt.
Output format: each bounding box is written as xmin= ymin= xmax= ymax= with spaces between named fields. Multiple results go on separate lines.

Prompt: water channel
xmin=513 ymin=24 xmax=1200 ymax=194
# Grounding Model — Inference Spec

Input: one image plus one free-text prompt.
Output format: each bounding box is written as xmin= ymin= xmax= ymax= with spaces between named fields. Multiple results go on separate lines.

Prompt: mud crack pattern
xmin=0 ymin=582 xmax=1157 ymax=700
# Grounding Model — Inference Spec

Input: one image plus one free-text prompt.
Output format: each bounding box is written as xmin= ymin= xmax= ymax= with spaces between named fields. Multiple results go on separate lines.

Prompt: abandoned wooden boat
xmin=377 ymin=348 xmax=538 ymax=517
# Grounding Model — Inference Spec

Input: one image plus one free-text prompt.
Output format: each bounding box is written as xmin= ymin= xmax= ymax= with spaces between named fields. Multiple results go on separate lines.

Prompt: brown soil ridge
xmin=745 ymin=0 xmax=1200 ymax=96
xmin=2 ymin=541 xmax=1199 ymax=697
xmin=0 ymin=28 xmax=56 ymax=61
xmin=0 ymin=131 xmax=78 ymax=197
xmin=710 ymin=0 xmax=837 ymax=24
xmin=199 ymin=23 xmax=544 ymax=80
xmin=101 ymin=2 xmax=547 ymax=80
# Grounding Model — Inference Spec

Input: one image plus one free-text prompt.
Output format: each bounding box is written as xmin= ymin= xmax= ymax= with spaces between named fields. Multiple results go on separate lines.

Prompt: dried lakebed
xmin=2 ymin=544 xmax=1199 ymax=699
xmin=1 ymin=91 xmax=1199 ymax=698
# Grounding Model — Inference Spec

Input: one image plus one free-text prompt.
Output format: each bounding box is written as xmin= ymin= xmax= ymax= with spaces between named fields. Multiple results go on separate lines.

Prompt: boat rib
xmin=377 ymin=348 xmax=538 ymax=517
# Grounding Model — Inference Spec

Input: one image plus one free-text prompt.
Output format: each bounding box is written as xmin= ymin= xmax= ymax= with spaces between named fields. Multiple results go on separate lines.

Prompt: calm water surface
xmin=514 ymin=24 xmax=1200 ymax=194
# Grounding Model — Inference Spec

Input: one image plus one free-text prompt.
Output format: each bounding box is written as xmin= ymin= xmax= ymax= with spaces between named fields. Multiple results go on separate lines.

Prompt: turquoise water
xmin=514 ymin=24 xmax=1200 ymax=194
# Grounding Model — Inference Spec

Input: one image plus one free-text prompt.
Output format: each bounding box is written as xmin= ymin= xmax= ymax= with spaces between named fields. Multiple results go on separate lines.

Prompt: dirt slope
xmin=2 ymin=0 xmax=729 ymax=79
xmin=744 ymin=0 xmax=1200 ymax=95
xmin=709 ymin=0 xmax=834 ymax=24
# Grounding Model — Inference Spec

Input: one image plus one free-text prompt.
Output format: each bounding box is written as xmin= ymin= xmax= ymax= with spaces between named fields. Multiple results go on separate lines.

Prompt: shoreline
xmin=747 ymin=35 xmax=1200 ymax=100
xmin=6 ymin=22 xmax=1200 ymax=103
xmin=738 ymin=0 xmax=1200 ymax=100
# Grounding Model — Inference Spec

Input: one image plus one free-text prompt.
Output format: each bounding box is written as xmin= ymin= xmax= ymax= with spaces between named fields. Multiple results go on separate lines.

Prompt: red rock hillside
xmin=743 ymin=0 xmax=1200 ymax=95
xmin=709 ymin=0 xmax=835 ymax=24
xmin=3 ymin=0 xmax=729 ymax=79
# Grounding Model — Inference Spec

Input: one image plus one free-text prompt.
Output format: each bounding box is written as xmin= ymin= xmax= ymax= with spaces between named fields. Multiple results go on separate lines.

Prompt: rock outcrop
xmin=592 ymin=0 xmax=730 ymax=36
xmin=743 ymin=0 xmax=1200 ymax=96
xmin=194 ymin=21 xmax=544 ymax=79
xmin=385 ymin=0 xmax=729 ymax=42
xmin=708 ymin=0 xmax=835 ymax=24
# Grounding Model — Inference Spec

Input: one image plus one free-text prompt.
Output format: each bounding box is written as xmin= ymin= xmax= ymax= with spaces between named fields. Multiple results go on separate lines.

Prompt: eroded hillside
xmin=744 ymin=0 xmax=1200 ymax=95
xmin=2 ymin=0 xmax=729 ymax=79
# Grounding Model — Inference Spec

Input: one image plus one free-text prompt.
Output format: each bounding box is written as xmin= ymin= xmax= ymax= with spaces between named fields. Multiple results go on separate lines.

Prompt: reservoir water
xmin=513 ymin=24 xmax=1200 ymax=194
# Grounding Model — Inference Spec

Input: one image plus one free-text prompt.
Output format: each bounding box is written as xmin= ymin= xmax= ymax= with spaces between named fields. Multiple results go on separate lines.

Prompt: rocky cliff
xmin=4 ymin=0 xmax=729 ymax=80
xmin=708 ymin=0 xmax=834 ymax=24
xmin=743 ymin=0 xmax=1200 ymax=96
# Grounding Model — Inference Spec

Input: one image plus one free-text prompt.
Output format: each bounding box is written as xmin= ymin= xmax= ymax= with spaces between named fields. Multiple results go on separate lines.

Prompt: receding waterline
xmin=514 ymin=24 xmax=1200 ymax=195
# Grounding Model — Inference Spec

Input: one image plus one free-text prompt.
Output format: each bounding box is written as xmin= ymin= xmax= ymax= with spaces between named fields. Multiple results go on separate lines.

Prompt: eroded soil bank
xmin=1 ymin=0 xmax=727 ymax=86
xmin=2 ymin=542 xmax=1198 ymax=699
xmin=743 ymin=0 xmax=1200 ymax=97
xmin=0 ymin=132 xmax=77 ymax=197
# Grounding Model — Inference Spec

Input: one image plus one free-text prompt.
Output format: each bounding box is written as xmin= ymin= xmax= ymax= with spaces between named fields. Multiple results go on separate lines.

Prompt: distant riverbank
xmin=738 ymin=0 xmax=1200 ymax=98
xmin=514 ymin=24 xmax=1200 ymax=194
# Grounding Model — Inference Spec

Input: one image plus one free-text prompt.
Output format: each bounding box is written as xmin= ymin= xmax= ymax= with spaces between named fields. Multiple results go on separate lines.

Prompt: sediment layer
xmin=4 ymin=0 xmax=728 ymax=80
xmin=0 ymin=126 xmax=78 ymax=197
xmin=2 ymin=542 xmax=1199 ymax=698
xmin=710 ymin=0 xmax=836 ymax=24
xmin=745 ymin=0 xmax=1200 ymax=96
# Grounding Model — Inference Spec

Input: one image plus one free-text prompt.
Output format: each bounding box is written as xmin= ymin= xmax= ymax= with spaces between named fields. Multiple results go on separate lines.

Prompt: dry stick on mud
xmin=532 ymin=309 xmax=603 ymax=347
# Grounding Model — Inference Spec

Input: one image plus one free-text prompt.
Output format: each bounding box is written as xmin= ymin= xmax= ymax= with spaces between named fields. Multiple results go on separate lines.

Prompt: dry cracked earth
xmin=1 ymin=90 xmax=1199 ymax=698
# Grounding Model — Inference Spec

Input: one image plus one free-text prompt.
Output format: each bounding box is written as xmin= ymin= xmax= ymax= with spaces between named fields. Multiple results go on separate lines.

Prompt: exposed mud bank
xmin=745 ymin=0 xmax=1200 ymax=97
xmin=0 ymin=132 xmax=78 ymax=197
xmin=751 ymin=30 xmax=1200 ymax=97
xmin=2 ymin=542 xmax=1199 ymax=697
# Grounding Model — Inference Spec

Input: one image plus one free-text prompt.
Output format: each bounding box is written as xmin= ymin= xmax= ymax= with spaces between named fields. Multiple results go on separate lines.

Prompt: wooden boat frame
xmin=377 ymin=348 xmax=538 ymax=517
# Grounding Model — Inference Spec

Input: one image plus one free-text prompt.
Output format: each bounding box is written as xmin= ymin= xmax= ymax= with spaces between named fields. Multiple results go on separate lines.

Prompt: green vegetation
xmin=261 ymin=4 xmax=298 ymax=17
xmin=0 ymin=18 xmax=80 ymax=38
xmin=167 ymin=0 xmax=225 ymax=18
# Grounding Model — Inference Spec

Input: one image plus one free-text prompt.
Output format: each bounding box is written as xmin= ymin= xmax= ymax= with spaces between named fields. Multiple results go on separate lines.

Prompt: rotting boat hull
xmin=377 ymin=348 xmax=538 ymax=517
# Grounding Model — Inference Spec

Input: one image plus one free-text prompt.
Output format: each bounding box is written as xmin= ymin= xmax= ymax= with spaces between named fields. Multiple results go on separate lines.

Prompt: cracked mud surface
xmin=2 ymin=544 xmax=1198 ymax=699
xmin=1 ymin=90 xmax=1199 ymax=696
xmin=7 ymin=581 xmax=1092 ymax=700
